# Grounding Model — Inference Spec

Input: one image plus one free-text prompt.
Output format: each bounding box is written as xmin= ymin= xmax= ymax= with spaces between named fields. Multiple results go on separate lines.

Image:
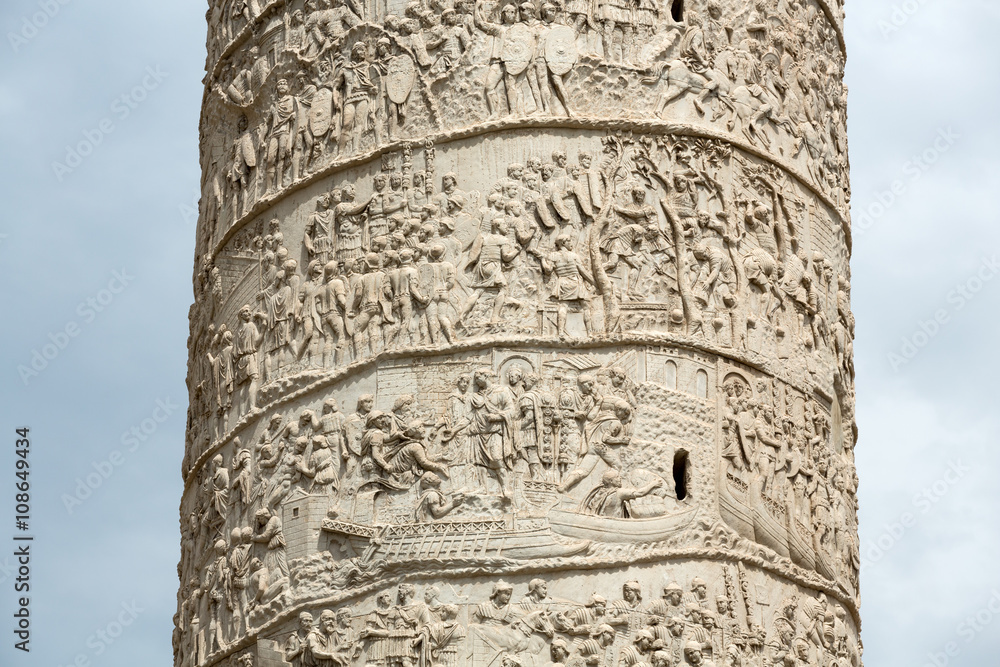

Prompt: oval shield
xmin=309 ymin=87 xmax=334 ymax=137
xmin=544 ymin=25 xmax=578 ymax=76
xmin=501 ymin=23 xmax=533 ymax=76
xmin=386 ymin=54 xmax=416 ymax=104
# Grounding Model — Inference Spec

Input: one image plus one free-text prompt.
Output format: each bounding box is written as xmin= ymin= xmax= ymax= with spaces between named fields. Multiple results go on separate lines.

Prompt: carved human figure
xmin=413 ymin=603 xmax=465 ymax=667
xmin=284 ymin=612 xmax=314 ymax=667
xmin=468 ymin=368 xmax=518 ymax=502
xmin=305 ymin=193 xmax=335 ymax=265
xmin=415 ymin=471 xmax=466 ymax=521
xmin=372 ymin=418 xmax=450 ymax=481
xmin=207 ymin=328 xmax=234 ymax=438
xmin=559 ymin=396 xmax=632 ymax=493
xmin=579 ymin=469 xmax=662 ymax=518
xmin=264 ymin=79 xmax=297 ymax=193
xmin=475 ymin=3 xmax=523 ymax=118
xmin=229 ymin=114 xmax=257 ymax=216
xmin=252 ymin=508 xmax=289 ymax=584
xmin=333 ymin=42 xmax=378 ymax=155
xmin=335 ymin=184 xmax=369 ymax=268
xmin=460 ymin=216 xmax=518 ymax=325
xmin=344 ymin=394 xmax=374 ymax=482
xmin=542 ymin=233 xmax=594 ymax=337
xmin=351 ymin=253 xmax=394 ymax=357
xmin=423 ymin=244 xmax=458 ymax=344
xmin=234 ymin=305 xmax=263 ymax=415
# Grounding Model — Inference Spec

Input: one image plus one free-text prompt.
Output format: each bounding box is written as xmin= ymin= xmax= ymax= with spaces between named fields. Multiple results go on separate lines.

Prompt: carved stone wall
xmin=180 ymin=0 xmax=858 ymax=666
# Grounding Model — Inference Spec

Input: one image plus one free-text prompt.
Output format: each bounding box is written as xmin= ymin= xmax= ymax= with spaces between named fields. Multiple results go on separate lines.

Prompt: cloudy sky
xmin=1 ymin=1 xmax=998 ymax=666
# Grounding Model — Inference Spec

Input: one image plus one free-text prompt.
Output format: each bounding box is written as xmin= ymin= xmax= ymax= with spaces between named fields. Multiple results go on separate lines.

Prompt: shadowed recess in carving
xmin=673 ymin=449 xmax=689 ymax=501
xmin=671 ymin=0 xmax=685 ymax=22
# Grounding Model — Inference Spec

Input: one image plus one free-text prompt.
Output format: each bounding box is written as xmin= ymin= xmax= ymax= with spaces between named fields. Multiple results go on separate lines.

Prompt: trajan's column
xmin=179 ymin=0 xmax=858 ymax=665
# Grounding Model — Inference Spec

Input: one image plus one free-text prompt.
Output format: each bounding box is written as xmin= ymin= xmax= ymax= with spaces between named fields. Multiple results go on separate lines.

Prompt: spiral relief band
xmin=179 ymin=1 xmax=860 ymax=666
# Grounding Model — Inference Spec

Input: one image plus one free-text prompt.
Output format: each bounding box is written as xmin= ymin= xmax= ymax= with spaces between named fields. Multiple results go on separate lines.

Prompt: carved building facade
xmin=181 ymin=0 xmax=859 ymax=666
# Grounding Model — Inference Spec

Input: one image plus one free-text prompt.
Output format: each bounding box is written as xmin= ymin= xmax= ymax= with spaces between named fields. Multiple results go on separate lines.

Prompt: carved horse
xmin=644 ymin=59 xmax=736 ymax=121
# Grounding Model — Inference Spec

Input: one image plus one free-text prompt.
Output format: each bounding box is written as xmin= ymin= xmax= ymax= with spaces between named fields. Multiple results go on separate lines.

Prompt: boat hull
xmin=548 ymin=507 xmax=698 ymax=543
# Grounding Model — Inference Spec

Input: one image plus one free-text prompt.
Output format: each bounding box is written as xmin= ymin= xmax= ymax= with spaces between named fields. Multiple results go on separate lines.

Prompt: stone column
xmin=180 ymin=0 xmax=859 ymax=665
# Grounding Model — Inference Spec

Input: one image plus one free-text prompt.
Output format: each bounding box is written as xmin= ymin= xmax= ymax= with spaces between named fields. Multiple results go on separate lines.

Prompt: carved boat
xmin=812 ymin=537 xmax=838 ymax=582
xmin=749 ymin=478 xmax=790 ymax=558
xmin=547 ymin=506 xmax=698 ymax=543
xmin=786 ymin=514 xmax=816 ymax=571
xmin=321 ymin=516 xmax=590 ymax=562
xmin=718 ymin=468 xmax=755 ymax=541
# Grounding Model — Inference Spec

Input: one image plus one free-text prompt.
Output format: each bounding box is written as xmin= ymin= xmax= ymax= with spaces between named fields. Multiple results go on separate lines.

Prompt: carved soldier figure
xmin=424 ymin=244 xmax=458 ymax=344
xmin=460 ymin=216 xmax=518 ymax=325
xmin=373 ymin=419 xmax=450 ymax=481
xmin=389 ymin=248 xmax=429 ymax=348
xmin=207 ymin=328 xmax=234 ymax=438
xmin=542 ymin=233 xmax=594 ymax=337
xmin=475 ymin=3 xmax=523 ymax=117
xmin=426 ymin=8 xmax=471 ymax=74
xmin=264 ymin=79 xmax=298 ymax=193
xmin=305 ymin=194 xmax=335 ymax=265
xmin=317 ymin=261 xmax=348 ymax=365
xmin=598 ymin=0 xmax=634 ymax=64
xmin=334 ymin=184 xmax=369 ymax=267
xmin=473 ymin=581 xmax=519 ymax=625
xmin=517 ymin=372 xmax=545 ymax=480
xmin=351 ymin=253 xmax=394 ymax=357
xmin=230 ymin=114 xmax=257 ymax=217
xmin=229 ymin=527 xmax=253 ymax=637
xmin=234 ymin=305 xmax=263 ymax=415
xmin=333 ymin=42 xmax=378 ymax=154
xmin=413 ymin=603 xmax=465 ymax=667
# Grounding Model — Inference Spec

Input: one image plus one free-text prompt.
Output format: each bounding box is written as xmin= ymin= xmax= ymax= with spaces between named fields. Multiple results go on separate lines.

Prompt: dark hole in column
xmin=671 ymin=0 xmax=684 ymax=22
xmin=673 ymin=450 xmax=689 ymax=500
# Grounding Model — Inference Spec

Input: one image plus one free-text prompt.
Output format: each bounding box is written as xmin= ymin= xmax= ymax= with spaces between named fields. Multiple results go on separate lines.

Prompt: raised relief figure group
xmin=198 ymin=0 xmax=848 ymax=243
xmin=193 ymin=134 xmax=853 ymax=448
xmin=178 ymin=571 xmax=858 ymax=667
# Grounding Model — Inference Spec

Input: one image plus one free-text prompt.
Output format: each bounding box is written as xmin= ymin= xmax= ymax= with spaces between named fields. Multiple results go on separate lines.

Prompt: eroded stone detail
xmin=182 ymin=0 xmax=859 ymax=666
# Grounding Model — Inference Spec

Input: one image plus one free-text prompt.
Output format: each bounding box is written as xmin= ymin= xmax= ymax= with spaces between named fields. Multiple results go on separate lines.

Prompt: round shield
xmin=386 ymin=54 xmax=416 ymax=104
xmin=501 ymin=23 xmax=533 ymax=76
xmin=544 ymin=25 xmax=578 ymax=76
xmin=309 ymin=87 xmax=334 ymax=137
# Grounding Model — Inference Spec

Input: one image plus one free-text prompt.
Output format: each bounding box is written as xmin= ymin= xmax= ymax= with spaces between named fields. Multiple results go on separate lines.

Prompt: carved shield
xmin=309 ymin=87 xmax=334 ymax=137
xmin=501 ymin=23 xmax=533 ymax=76
xmin=544 ymin=25 xmax=578 ymax=76
xmin=386 ymin=54 xmax=416 ymax=104
xmin=451 ymin=212 xmax=481 ymax=254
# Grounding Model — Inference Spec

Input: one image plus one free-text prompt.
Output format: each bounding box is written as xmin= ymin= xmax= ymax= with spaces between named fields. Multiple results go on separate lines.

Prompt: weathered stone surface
xmin=179 ymin=0 xmax=859 ymax=666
